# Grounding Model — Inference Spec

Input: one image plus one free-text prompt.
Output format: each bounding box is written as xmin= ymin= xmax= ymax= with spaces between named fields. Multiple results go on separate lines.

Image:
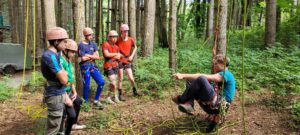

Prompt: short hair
xmin=214 ymin=55 xmax=230 ymax=67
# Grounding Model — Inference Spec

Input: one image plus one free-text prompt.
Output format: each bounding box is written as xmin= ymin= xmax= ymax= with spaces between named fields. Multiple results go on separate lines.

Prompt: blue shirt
xmin=41 ymin=49 xmax=66 ymax=97
xmin=218 ymin=70 xmax=236 ymax=103
xmin=78 ymin=41 xmax=98 ymax=66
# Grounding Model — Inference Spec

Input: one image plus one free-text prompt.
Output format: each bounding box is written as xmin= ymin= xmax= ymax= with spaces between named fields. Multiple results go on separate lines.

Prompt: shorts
xmin=104 ymin=67 xmax=119 ymax=76
xmin=119 ymin=62 xmax=132 ymax=69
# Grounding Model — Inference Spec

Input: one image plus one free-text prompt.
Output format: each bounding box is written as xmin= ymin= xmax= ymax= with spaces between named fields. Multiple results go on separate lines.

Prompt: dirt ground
xmin=0 ymin=86 xmax=299 ymax=135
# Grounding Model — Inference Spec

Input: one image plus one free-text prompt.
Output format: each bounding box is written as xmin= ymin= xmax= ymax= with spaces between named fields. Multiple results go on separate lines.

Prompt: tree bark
xmin=129 ymin=0 xmax=136 ymax=39
xmin=73 ymin=0 xmax=86 ymax=96
xmin=123 ymin=0 xmax=128 ymax=24
xmin=136 ymin=0 xmax=141 ymax=40
xmin=276 ymin=6 xmax=281 ymax=32
xmin=142 ymin=0 xmax=155 ymax=57
xmin=8 ymin=0 xmax=19 ymax=43
xmin=89 ymin=0 xmax=94 ymax=27
xmin=107 ymin=0 xmax=111 ymax=33
xmin=206 ymin=0 xmax=214 ymax=40
xmin=44 ymin=0 xmax=56 ymax=32
xmin=118 ymin=0 xmax=123 ymax=25
xmin=169 ymin=0 xmax=177 ymax=71
xmin=265 ymin=0 xmax=276 ymax=47
xmin=217 ymin=0 xmax=227 ymax=56
xmin=96 ymin=0 xmax=103 ymax=45
xmin=111 ymin=0 xmax=117 ymax=30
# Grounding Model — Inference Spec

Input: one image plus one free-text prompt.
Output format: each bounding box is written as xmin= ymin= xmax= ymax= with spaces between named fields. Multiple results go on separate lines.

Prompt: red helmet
xmin=120 ymin=24 xmax=129 ymax=31
xmin=46 ymin=27 xmax=69 ymax=40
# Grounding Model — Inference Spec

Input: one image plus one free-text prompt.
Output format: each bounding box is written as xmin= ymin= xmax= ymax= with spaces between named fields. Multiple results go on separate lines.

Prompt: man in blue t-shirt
xmin=172 ymin=55 xmax=236 ymax=133
xmin=78 ymin=27 xmax=105 ymax=109
xmin=41 ymin=27 xmax=73 ymax=135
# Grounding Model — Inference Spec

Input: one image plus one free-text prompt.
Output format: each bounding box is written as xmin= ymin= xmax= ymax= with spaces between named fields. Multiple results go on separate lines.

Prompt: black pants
xmin=179 ymin=76 xmax=215 ymax=106
xmin=59 ymin=94 xmax=83 ymax=135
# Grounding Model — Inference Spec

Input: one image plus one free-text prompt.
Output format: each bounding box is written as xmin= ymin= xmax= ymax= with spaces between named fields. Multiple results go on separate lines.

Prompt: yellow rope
xmin=17 ymin=0 xmax=30 ymax=104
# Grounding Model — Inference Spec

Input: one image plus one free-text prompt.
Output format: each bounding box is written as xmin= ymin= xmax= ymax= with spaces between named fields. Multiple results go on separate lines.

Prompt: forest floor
xmin=0 ymin=78 xmax=299 ymax=135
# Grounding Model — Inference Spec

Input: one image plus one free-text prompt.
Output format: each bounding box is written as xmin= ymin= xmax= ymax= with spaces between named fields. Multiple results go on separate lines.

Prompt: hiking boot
xmin=106 ymin=97 xmax=115 ymax=104
xmin=172 ymin=95 xmax=181 ymax=104
xmin=72 ymin=124 xmax=87 ymax=130
xmin=118 ymin=90 xmax=126 ymax=101
xmin=94 ymin=101 xmax=105 ymax=110
xmin=178 ymin=102 xmax=194 ymax=115
xmin=133 ymin=87 xmax=141 ymax=97
xmin=206 ymin=121 xmax=217 ymax=133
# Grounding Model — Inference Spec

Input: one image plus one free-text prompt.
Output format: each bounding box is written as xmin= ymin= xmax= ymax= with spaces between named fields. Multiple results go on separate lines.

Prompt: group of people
xmin=41 ymin=24 xmax=140 ymax=135
xmin=41 ymin=22 xmax=236 ymax=134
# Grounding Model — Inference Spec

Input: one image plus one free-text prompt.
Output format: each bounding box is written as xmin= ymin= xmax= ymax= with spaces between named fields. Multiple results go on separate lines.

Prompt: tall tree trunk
xmin=107 ymin=0 xmax=111 ymax=33
xmin=73 ymin=0 xmax=86 ymax=96
xmin=159 ymin=0 xmax=168 ymax=48
xmin=19 ymin=1 xmax=25 ymax=46
xmin=37 ymin=0 xmax=44 ymax=58
xmin=96 ymin=0 xmax=103 ymax=45
xmin=246 ymin=0 xmax=252 ymax=26
xmin=155 ymin=0 xmax=162 ymax=47
xmin=123 ymin=0 xmax=129 ymax=24
xmin=118 ymin=0 xmax=123 ymax=25
xmin=129 ymin=0 xmax=136 ymax=39
xmin=141 ymin=0 xmax=145 ymax=46
xmin=276 ymin=6 xmax=281 ymax=32
xmin=136 ymin=0 xmax=141 ymax=40
xmin=8 ymin=0 xmax=19 ymax=43
xmin=89 ymin=0 xmax=94 ymax=27
xmin=265 ymin=0 xmax=276 ymax=47
xmin=111 ymin=0 xmax=117 ymax=30
xmin=169 ymin=0 xmax=177 ymax=71
xmin=232 ymin=0 xmax=238 ymax=28
xmin=44 ymin=0 xmax=56 ymax=32
xmin=142 ymin=0 xmax=155 ymax=57
xmin=195 ymin=0 xmax=201 ymax=38
xmin=177 ymin=0 xmax=183 ymax=16
xmin=217 ymin=0 xmax=227 ymax=56
xmin=206 ymin=0 xmax=214 ymax=40
xmin=181 ymin=0 xmax=187 ymax=39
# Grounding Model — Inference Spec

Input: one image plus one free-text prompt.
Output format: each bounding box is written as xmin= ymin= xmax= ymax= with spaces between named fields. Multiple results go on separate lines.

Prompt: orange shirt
xmin=102 ymin=42 xmax=119 ymax=69
xmin=116 ymin=37 xmax=135 ymax=57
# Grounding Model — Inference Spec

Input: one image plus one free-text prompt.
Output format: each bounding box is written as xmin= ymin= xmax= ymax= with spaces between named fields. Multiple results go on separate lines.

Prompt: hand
xmin=114 ymin=53 xmax=121 ymax=59
xmin=71 ymin=93 xmax=77 ymax=102
xmin=173 ymin=73 xmax=183 ymax=80
xmin=65 ymin=95 xmax=73 ymax=107
xmin=128 ymin=56 xmax=133 ymax=62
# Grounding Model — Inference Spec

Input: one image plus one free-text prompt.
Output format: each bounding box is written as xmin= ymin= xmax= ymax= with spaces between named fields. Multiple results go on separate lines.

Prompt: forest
xmin=0 ymin=0 xmax=299 ymax=134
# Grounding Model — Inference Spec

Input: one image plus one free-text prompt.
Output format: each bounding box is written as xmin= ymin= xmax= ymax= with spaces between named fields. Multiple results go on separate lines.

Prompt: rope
xmin=17 ymin=0 xmax=30 ymax=104
xmin=241 ymin=0 xmax=248 ymax=133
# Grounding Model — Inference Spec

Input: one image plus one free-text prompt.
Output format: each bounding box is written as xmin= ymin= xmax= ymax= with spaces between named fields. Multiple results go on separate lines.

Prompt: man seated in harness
xmin=41 ymin=27 xmax=73 ymax=135
xmin=102 ymin=30 xmax=122 ymax=104
xmin=116 ymin=24 xmax=141 ymax=101
xmin=172 ymin=55 xmax=236 ymax=133
xmin=59 ymin=39 xmax=86 ymax=135
xmin=78 ymin=27 xmax=106 ymax=109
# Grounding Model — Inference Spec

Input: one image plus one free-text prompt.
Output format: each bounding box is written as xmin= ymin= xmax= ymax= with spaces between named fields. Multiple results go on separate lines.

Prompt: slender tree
xmin=136 ymin=0 xmax=141 ymax=40
xmin=217 ymin=0 xmax=227 ymax=56
xmin=169 ymin=0 xmax=177 ymax=71
xmin=111 ymin=0 xmax=117 ymax=30
xmin=123 ymin=0 xmax=128 ymax=23
xmin=142 ymin=0 xmax=155 ymax=57
xmin=73 ymin=0 xmax=86 ymax=96
xmin=265 ymin=0 xmax=276 ymax=47
xmin=206 ymin=0 xmax=214 ymax=40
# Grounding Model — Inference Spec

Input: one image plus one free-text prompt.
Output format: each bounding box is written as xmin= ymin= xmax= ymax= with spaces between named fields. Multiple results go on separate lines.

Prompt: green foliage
xmin=86 ymin=111 xmax=119 ymax=131
xmin=0 ymin=76 xmax=16 ymax=102
xmin=27 ymin=71 xmax=46 ymax=92
xmin=135 ymin=48 xmax=173 ymax=98
xmin=81 ymin=101 xmax=91 ymax=112
xmin=277 ymin=14 xmax=300 ymax=47
xmin=292 ymin=101 xmax=300 ymax=129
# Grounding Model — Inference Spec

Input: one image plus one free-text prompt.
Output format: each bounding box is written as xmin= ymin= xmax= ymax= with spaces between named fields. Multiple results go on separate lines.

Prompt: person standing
xmin=78 ymin=27 xmax=105 ymax=109
xmin=117 ymin=24 xmax=141 ymax=101
xmin=41 ymin=27 xmax=72 ymax=135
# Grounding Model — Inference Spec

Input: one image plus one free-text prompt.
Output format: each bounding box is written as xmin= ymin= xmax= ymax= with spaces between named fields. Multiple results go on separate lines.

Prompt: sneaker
xmin=133 ymin=87 xmax=141 ymax=97
xmin=72 ymin=124 xmax=87 ymax=130
xmin=178 ymin=103 xmax=194 ymax=115
xmin=106 ymin=97 xmax=115 ymax=104
xmin=57 ymin=132 xmax=65 ymax=135
xmin=118 ymin=90 xmax=126 ymax=101
xmin=94 ymin=101 xmax=105 ymax=110
xmin=114 ymin=95 xmax=121 ymax=103
xmin=172 ymin=95 xmax=181 ymax=104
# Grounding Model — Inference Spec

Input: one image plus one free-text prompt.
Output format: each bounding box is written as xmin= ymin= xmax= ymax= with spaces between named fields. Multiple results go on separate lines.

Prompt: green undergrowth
xmin=0 ymin=76 xmax=16 ymax=102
